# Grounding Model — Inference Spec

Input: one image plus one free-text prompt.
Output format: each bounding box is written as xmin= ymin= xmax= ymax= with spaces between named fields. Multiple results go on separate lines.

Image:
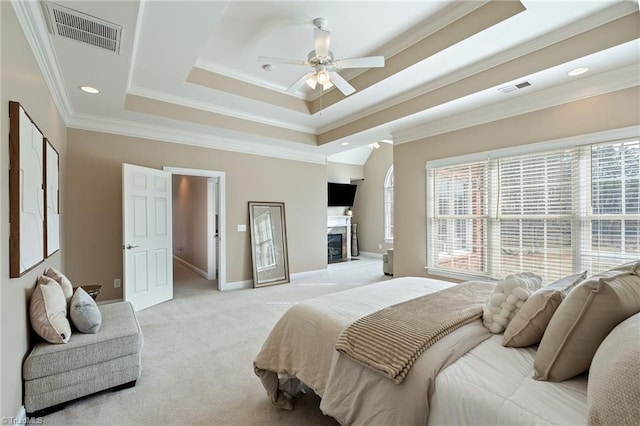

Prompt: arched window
xmin=384 ymin=166 xmax=393 ymax=242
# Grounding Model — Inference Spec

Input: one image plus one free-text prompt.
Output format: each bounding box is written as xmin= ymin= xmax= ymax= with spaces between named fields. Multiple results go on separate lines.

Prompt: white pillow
xmin=69 ymin=287 xmax=102 ymax=333
xmin=482 ymin=272 xmax=542 ymax=334
xmin=29 ymin=276 xmax=72 ymax=343
xmin=45 ymin=267 xmax=74 ymax=303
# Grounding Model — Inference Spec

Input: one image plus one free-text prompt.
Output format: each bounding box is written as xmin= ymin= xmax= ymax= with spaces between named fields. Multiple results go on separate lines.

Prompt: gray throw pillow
xmin=70 ymin=287 xmax=102 ymax=333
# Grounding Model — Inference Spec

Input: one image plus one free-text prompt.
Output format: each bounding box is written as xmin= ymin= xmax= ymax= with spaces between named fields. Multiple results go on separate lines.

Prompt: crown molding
xmin=125 ymin=0 xmax=146 ymax=92
xmin=127 ymin=85 xmax=316 ymax=134
xmin=394 ymin=65 xmax=640 ymax=144
xmin=318 ymin=2 xmax=639 ymax=135
xmin=11 ymin=0 xmax=73 ymax=123
xmin=65 ymin=113 xmax=327 ymax=165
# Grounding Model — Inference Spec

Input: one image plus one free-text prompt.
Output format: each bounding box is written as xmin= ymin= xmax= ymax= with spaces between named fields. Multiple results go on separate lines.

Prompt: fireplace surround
xmin=327 ymin=215 xmax=351 ymax=263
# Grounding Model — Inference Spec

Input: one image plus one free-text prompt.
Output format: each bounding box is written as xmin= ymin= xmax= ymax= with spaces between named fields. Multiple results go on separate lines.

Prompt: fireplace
xmin=327 ymin=234 xmax=343 ymax=263
xmin=327 ymin=215 xmax=351 ymax=263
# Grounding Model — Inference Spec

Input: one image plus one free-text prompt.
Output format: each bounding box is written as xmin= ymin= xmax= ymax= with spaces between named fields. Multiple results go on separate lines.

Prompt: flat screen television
xmin=328 ymin=183 xmax=357 ymax=207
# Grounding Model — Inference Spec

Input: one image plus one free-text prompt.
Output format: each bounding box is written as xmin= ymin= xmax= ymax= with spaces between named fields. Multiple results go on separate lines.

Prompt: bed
xmin=253 ymin=274 xmax=639 ymax=425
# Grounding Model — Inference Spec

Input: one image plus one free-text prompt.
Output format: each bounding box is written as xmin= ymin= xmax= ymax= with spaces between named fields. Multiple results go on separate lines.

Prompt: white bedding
xmin=255 ymin=277 xmax=455 ymax=398
xmin=256 ymin=276 xmax=589 ymax=426
xmin=428 ymin=335 xmax=588 ymax=426
xmin=255 ymin=277 xmax=492 ymax=424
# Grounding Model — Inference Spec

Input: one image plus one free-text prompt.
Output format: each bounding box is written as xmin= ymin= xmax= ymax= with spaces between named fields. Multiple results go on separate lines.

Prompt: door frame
xmin=164 ymin=166 xmax=226 ymax=291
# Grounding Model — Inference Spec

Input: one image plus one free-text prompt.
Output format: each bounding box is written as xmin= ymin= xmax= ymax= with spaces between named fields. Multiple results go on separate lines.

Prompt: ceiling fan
xmin=258 ymin=18 xmax=385 ymax=97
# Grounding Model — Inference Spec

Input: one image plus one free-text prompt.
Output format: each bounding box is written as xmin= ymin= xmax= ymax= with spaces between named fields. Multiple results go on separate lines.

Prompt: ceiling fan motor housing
xmin=313 ymin=17 xmax=328 ymax=30
xmin=308 ymin=50 xmax=334 ymax=66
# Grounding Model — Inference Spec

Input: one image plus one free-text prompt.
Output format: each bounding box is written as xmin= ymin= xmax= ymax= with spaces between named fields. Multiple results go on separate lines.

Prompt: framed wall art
xmin=9 ymin=101 xmax=45 ymax=277
xmin=45 ymin=139 xmax=60 ymax=256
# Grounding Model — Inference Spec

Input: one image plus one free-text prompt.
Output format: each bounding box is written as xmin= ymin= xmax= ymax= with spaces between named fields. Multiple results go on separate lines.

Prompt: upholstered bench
xmin=23 ymin=301 xmax=143 ymax=416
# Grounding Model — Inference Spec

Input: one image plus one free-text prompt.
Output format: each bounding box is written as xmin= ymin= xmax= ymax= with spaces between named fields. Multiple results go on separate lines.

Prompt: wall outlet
xmin=114 ymin=278 xmax=121 ymax=288
xmin=378 ymin=244 xmax=382 ymax=249
xmin=237 ymin=224 xmax=246 ymax=232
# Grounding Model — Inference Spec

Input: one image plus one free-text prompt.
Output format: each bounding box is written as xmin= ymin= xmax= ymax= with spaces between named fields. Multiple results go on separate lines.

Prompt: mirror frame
xmin=248 ymin=201 xmax=289 ymax=288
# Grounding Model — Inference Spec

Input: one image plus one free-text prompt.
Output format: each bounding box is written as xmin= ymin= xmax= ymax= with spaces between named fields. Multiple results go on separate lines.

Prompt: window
xmin=426 ymin=139 xmax=639 ymax=282
xmin=384 ymin=166 xmax=394 ymax=242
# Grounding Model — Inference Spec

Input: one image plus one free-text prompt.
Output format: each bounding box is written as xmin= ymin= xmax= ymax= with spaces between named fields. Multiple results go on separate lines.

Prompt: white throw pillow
xmin=45 ymin=267 xmax=74 ymax=303
xmin=69 ymin=287 xmax=102 ymax=334
xmin=482 ymin=272 xmax=542 ymax=334
xmin=29 ymin=276 xmax=72 ymax=343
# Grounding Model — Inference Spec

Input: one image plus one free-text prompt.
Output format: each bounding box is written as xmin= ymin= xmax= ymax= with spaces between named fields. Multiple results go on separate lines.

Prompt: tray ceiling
xmin=13 ymin=0 xmax=640 ymax=164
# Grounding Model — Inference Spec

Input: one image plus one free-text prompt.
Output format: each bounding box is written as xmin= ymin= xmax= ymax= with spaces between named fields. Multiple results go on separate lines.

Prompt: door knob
xmin=124 ymin=244 xmax=140 ymax=250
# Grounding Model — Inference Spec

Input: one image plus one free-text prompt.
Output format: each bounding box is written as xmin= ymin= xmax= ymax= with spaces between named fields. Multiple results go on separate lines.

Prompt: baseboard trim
xmin=221 ymin=280 xmax=252 ymax=291
xmin=97 ymin=298 xmax=124 ymax=305
xmin=173 ymin=255 xmax=208 ymax=279
xmin=290 ymin=268 xmax=326 ymax=280
xmin=359 ymin=251 xmax=384 ymax=259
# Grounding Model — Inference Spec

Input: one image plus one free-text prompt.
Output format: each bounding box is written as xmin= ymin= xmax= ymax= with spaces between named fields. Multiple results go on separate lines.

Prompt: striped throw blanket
xmin=335 ymin=281 xmax=494 ymax=384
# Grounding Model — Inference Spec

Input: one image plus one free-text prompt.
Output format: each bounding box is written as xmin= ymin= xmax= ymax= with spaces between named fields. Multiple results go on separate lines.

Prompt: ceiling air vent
xmin=45 ymin=2 xmax=122 ymax=54
xmin=498 ymin=81 xmax=531 ymax=94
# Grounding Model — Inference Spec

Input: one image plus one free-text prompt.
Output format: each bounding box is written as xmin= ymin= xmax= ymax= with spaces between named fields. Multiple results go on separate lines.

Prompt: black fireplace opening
xmin=328 ymin=234 xmax=343 ymax=263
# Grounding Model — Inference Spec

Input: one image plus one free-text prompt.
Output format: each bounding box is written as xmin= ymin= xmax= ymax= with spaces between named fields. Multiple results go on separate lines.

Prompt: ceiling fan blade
xmin=286 ymin=72 xmax=315 ymax=93
xmin=334 ymin=56 xmax=385 ymax=69
xmin=258 ymin=56 xmax=310 ymax=67
xmin=314 ymin=29 xmax=331 ymax=58
xmin=329 ymin=72 xmax=356 ymax=96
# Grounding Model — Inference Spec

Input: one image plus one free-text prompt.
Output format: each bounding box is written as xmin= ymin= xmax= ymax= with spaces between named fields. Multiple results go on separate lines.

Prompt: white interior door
xmin=123 ymin=163 xmax=173 ymax=311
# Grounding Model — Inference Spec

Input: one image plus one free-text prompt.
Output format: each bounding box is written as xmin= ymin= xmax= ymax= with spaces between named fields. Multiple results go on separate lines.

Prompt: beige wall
xmin=1 ymin=3 xmax=68 ymax=418
xmin=352 ymin=144 xmax=393 ymax=254
xmin=327 ymin=161 xmax=363 ymax=183
xmin=65 ymin=129 xmax=327 ymax=301
xmin=172 ymin=175 xmax=208 ymax=272
xmin=393 ymin=87 xmax=640 ymax=278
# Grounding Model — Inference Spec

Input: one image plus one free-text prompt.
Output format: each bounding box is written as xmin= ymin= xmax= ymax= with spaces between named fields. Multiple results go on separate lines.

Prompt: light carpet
xmin=39 ymin=255 xmax=390 ymax=425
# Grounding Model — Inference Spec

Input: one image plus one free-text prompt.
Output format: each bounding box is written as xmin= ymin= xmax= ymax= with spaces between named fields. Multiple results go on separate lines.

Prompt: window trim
xmin=384 ymin=165 xmax=394 ymax=243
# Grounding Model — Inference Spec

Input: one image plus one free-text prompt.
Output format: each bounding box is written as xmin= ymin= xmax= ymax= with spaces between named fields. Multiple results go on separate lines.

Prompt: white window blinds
xmin=427 ymin=139 xmax=639 ymax=281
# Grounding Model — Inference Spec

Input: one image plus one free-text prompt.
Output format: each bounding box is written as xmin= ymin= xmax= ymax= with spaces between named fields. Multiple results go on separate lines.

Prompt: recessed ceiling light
xmin=379 ymin=139 xmax=393 ymax=144
xmin=80 ymin=85 xmax=100 ymax=94
xmin=341 ymin=142 xmax=349 ymax=146
xmin=568 ymin=67 xmax=589 ymax=76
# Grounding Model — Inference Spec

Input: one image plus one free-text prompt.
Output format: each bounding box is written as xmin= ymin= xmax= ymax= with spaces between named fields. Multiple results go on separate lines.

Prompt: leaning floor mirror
xmin=248 ymin=202 xmax=289 ymax=288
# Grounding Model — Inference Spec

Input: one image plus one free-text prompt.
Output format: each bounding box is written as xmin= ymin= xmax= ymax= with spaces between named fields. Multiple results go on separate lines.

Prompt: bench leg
xmin=26 ymin=402 xmax=66 ymax=417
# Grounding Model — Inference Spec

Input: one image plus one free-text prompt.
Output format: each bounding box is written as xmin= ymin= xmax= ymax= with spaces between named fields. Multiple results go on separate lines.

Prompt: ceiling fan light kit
xmin=258 ymin=17 xmax=385 ymax=97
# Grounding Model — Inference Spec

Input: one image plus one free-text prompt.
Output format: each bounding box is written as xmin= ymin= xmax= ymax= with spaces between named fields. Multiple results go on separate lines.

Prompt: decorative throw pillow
xmin=45 ymin=267 xmax=73 ymax=303
xmin=587 ymin=313 xmax=640 ymax=425
xmin=482 ymin=272 xmax=543 ymax=334
xmin=502 ymin=272 xmax=586 ymax=347
xmin=607 ymin=260 xmax=640 ymax=274
xmin=29 ymin=276 xmax=72 ymax=344
xmin=69 ymin=287 xmax=102 ymax=334
xmin=534 ymin=271 xmax=640 ymax=381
